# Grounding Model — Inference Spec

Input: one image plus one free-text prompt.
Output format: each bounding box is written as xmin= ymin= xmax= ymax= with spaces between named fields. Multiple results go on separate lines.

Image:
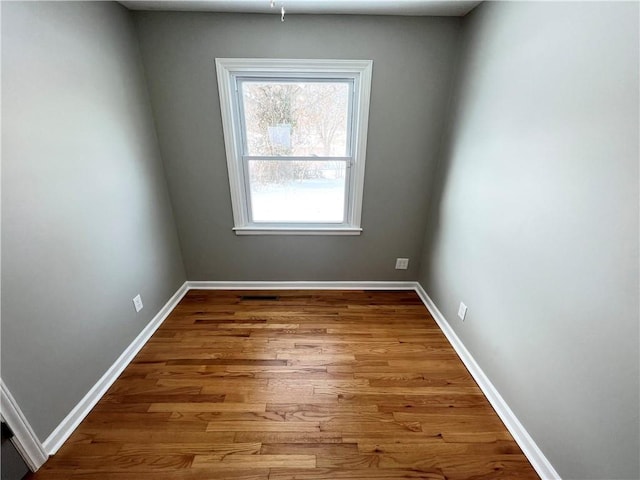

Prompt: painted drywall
xmin=1 ymin=1 xmax=186 ymax=440
xmin=419 ymin=2 xmax=639 ymax=479
xmin=133 ymin=12 xmax=461 ymax=280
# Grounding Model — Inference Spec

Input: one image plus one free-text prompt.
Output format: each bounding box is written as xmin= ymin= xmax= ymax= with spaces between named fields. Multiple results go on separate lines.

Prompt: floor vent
xmin=239 ymin=295 xmax=280 ymax=301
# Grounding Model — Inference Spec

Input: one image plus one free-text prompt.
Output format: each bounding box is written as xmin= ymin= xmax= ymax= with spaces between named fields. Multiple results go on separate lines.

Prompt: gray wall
xmin=1 ymin=1 xmax=186 ymax=440
xmin=133 ymin=12 xmax=461 ymax=280
xmin=419 ymin=2 xmax=639 ymax=479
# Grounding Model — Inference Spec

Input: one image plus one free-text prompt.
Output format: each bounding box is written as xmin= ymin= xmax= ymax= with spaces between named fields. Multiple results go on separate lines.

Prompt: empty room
xmin=1 ymin=1 xmax=638 ymax=479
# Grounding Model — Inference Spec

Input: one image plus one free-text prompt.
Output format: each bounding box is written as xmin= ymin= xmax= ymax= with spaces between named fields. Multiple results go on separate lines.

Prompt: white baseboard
xmin=42 ymin=281 xmax=189 ymax=455
xmin=1 ymin=379 xmax=48 ymax=471
xmin=37 ymin=280 xmax=413 ymax=458
xmin=413 ymin=283 xmax=560 ymax=480
xmin=26 ymin=279 xmax=558 ymax=480
xmin=187 ymin=280 xmax=417 ymax=290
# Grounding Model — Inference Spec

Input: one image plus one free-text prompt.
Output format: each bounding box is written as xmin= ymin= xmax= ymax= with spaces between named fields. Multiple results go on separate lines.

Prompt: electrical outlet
xmin=458 ymin=302 xmax=467 ymax=321
xmin=133 ymin=294 xmax=143 ymax=313
xmin=395 ymin=258 xmax=409 ymax=270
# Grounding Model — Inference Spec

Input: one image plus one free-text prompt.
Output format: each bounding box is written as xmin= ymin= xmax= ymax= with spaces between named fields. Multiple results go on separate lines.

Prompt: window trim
xmin=215 ymin=58 xmax=373 ymax=235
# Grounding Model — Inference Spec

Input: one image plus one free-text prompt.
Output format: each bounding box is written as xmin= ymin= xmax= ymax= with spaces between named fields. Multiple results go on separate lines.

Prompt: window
xmin=215 ymin=59 xmax=373 ymax=235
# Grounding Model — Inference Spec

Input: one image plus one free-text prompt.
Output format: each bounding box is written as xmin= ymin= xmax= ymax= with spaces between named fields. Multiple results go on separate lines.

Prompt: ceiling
xmin=119 ymin=0 xmax=482 ymax=17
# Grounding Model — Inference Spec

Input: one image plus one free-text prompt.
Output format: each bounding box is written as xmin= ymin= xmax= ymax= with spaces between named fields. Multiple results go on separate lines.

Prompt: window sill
xmin=233 ymin=227 xmax=363 ymax=236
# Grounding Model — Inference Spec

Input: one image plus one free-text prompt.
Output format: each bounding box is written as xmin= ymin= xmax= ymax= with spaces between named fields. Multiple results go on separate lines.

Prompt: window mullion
xmin=241 ymin=156 xmax=254 ymax=223
xmin=243 ymin=155 xmax=351 ymax=162
xmin=343 ymin=155 xmax=354 ymax=224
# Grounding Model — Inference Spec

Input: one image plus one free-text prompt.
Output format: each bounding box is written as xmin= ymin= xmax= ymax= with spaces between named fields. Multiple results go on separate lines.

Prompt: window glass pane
xmin=248 ymin=160 xmax=346 ymax=223
xmin=241 ymin=81 xmax=350 ymax=157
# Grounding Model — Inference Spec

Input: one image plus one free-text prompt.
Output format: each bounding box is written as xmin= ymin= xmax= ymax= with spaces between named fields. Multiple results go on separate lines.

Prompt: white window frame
xmin=215 ymin=58 xmax=373 ymax=235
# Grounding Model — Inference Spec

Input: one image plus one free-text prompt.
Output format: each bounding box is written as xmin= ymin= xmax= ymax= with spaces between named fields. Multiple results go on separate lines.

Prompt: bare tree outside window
xmin=240 ymin=80 xmax=351 ymax=222
xmin=242 ymin=81 xmax=349 ymax=156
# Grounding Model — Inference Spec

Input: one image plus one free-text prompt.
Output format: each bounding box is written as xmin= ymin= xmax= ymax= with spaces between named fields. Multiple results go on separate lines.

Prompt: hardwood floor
xmin=29 ymin=290 xmax=539 ymax=479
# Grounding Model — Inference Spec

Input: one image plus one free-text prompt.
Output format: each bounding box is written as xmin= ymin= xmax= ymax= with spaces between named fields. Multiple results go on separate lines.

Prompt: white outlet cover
xmin=458 ymin=302 xmax=467 ymax=321
xmin=395 ymin=258 xmax=409 ymax=270
xmin=133 ymin=294 xmax=143 ymax=313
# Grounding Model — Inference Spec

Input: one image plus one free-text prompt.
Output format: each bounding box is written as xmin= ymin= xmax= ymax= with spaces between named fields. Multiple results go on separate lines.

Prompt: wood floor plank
xmin=116 ymin=442 xmax=262 ymax=456
xmin=88 ymin=431 xmax=236 ymax=444
xmin=192 ymin=454 xmax=316 ymax=468
xmin=147 ymin=402 xmax=267 ymax=412
xmin=206 ymin=420 xmax=321 ymax=432
xmin=28 ymin=290 xmax=538 ymax=479
xmin=268 ymin=468 xmax=445 ymax=479
xmin=260 ymin=443 xmax=359 ymax=455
